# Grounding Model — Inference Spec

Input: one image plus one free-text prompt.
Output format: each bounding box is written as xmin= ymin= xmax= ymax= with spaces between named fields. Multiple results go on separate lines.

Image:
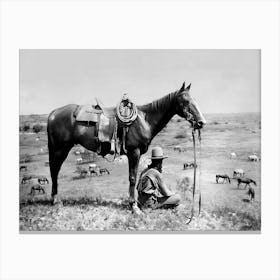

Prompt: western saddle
xmin=74 ymin=94 xmax=138 ymax=155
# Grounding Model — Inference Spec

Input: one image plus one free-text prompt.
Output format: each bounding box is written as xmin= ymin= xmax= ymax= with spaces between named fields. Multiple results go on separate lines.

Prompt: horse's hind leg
xmin=49 ymin=144 xmax=73 ymax=203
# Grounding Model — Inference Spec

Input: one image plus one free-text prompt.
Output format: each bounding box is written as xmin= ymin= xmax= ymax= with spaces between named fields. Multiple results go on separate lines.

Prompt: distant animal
xmin=47 ymin=82 xmax=206 ymax=212
xmin=237 ymin=177 xmax=256 ymax=189
xmin=74 ymin=167 xmax=88 ymax=177
xmin=38 ymin=176 xmax=49 ymax=185
xmin=99 ymin=168 xmax=110 ymax=175
xmin=114 ymin=155 xmax=128 ymax=164
xmin=20 ymin=165 xmax=27 ymax=171
xmin=89 ymin=167 xmax=100 ymax=176
xmin=79 ymin=169 xmax=88 ymax=177
xmin=230 ymin=152 xmax=236 ymax=159
xmin=174 ymin=146 xmax=186 ymax=152
xmin=29 ymin=184 xmax=45 ymax=195
xmin=247 ymin=186 xmax=255 ymax=202
xmin=174 ymin=145 xmax=181 ymax=152
xmin=248 ymin=155 xmax=259 ymax=162
xmin=88 ymin=164 xmax=100 ymax=176
xmin=183 ymin=162 xmax=197 ymax=169
xmin=89 ymin=163 xmax=97 ymax=169
xmin=21 ymin=175 xmax=33 ymax=184
xmin=216 ymin=174 xmax=231 ymax=184
xmin=233 ymin=169 xmax=245 ymax=178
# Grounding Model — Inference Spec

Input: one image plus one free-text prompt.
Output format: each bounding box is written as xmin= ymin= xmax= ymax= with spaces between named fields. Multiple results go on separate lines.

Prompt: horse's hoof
xmin=132 ymin=203 xmax=142 ymax=215
xmin=52 ymin=196 xmax=63 ymax=206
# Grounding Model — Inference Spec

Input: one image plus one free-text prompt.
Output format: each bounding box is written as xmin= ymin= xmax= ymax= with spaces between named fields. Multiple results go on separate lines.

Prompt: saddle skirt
xmin=75 ymin=104 xmax=102 ymax=123
xmin=74 ymin=104 xmax=117 ymax=144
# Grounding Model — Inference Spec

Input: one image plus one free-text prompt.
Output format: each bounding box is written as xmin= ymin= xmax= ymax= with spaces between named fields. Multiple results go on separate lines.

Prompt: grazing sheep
xmin=233 ymin=169 xmax=245 ymax=178
xmin=114 ymin=155 xmax=128 ymax=164
xmin=38 ymin=176 xmax=49 ymax=185
xmin=248 ymin=155 xmax=259 ymax=162
xmin=230 ymin=152 xmax=236 ymax=159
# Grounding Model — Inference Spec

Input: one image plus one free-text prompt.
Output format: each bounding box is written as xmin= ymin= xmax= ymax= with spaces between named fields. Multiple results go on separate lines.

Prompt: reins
xmin=186 ymin=127 xmax=202 ymax=225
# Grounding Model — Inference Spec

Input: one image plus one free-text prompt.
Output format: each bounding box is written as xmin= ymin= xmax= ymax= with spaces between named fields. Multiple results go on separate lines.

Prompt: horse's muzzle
xmin=191 ymin=119 xmax=206 ymax=129
xmin=196 ymin=120 xmax=206 ymax=128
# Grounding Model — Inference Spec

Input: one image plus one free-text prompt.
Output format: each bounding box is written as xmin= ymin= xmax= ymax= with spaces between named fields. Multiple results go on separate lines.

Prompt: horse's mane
xmin=139 ymin=91 xmax=178 ymax=113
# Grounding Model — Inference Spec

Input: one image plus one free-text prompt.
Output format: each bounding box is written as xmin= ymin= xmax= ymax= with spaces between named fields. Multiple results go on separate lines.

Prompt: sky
xmin=20 ymin=49 xmax=260 ymax=115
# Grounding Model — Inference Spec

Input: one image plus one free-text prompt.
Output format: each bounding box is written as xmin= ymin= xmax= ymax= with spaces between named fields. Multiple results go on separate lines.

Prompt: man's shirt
xmin=137 ymin=167 xmax=164 ymax=197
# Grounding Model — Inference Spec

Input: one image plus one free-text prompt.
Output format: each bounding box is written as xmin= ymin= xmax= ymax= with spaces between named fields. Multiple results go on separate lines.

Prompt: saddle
xmin=74 ymin=94 xmax=138 ymax=155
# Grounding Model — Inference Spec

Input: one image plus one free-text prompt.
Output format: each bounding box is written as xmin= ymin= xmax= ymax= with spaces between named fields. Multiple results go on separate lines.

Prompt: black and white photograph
xmin=19 ymin=49 xmax=261 ymax=232
xmin=1 ymin=1 xmax=280 ymax=279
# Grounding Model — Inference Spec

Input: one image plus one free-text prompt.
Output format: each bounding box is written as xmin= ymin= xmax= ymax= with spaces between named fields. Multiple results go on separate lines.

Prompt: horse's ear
xmin=179 ymin=82 xmax=185 ymax=93
xmin=186 ymin=83 xmax=191 ymax=91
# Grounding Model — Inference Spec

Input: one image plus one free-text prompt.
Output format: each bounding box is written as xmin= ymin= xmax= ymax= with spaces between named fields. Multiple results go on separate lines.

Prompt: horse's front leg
xmin=127 ymin=148 xmax=141 ymax=214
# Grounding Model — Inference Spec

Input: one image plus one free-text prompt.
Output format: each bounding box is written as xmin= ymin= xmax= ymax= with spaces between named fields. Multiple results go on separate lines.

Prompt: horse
xmin=20 ymin=165 xmax=27 ymax=172
xmin=21 ymin=175 xmax=33 ymax=184
xmin=29 ymin=184 xmax=45 ymax=195
xmin=216 ymin=174 xmax=231 ymax=184
xmin=47 ymin=82 xmax=206 ymax=212
xmin=247 ymin=186 xmax=255 ymax=202
xmin=233 ymin=169 xmax=245 ymax=178
xmin=183 ymin=162 xmax=197 ymax=170
xmin=237 ymin=177 xmax=256 ymax=189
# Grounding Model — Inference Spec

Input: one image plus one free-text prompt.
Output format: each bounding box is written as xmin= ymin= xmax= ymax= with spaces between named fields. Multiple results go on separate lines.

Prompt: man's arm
xmin=157 ymin=179 xmax=175 ymax=196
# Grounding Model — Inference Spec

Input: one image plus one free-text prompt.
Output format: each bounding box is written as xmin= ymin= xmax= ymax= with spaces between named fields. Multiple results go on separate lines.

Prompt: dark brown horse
xmin=237 ymin=177 xmax=257 ymax=189
xmin=47 ymin=82 xmax=206 ymax=212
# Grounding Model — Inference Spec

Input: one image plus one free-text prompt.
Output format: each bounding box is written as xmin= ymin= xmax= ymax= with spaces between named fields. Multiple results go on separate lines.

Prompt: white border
xmin=1 ymin=1 xmax=280 ymax=280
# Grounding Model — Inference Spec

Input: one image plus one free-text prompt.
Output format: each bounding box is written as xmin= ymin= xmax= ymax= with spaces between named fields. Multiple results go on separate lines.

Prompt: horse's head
xmin=175 ymin=82 xmax=206 ymax=129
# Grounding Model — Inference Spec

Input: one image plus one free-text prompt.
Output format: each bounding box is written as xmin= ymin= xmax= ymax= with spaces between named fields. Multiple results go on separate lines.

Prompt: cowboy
xmin=137 ymin=147 xmax=181 ymax=209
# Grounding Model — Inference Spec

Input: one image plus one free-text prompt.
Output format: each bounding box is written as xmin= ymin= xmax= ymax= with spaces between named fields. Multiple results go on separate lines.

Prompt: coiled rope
xmin=116 ymin=98 xmax=138 ymax=154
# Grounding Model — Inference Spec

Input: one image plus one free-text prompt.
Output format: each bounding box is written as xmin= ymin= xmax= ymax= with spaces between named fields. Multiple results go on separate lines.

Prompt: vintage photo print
xmin=19 ymin=49 xmax=261 ymax=232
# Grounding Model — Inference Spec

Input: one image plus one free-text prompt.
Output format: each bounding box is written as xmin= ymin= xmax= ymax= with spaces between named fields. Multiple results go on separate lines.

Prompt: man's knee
xmin=172 ymin=193 xmax=181 ymax=205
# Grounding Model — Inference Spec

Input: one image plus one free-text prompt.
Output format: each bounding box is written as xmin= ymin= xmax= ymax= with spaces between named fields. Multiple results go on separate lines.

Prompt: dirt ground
xmin=19 ymin=112 xmax=261 ymax=231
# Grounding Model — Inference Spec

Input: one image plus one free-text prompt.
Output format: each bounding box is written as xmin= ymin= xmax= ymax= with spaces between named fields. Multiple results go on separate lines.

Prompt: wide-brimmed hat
xmin=150 ymin=147 xmax=168 ymax=160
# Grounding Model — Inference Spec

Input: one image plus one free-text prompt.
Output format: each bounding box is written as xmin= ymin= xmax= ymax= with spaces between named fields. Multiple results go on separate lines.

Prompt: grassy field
xmin=19 ymin=112 xmax=261 ymax=231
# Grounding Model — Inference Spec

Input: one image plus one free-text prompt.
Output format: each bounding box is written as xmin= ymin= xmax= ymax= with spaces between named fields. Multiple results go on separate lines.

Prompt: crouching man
xmin=137 ymin=147 xmax=181 ymax=209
